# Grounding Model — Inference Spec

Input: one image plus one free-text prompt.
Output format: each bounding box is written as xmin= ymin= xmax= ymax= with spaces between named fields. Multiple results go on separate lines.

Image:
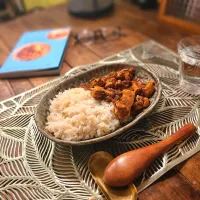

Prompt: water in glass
xmin=178 ymin=37 xmax=200 ymax=95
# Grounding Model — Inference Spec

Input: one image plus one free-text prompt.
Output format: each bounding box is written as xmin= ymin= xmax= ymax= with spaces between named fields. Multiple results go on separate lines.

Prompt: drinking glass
xmin=178 ymin=36 xmax=200 ymax=95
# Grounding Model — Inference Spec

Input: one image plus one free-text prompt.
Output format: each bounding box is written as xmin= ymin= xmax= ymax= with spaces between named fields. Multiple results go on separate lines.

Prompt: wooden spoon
xmin=104 ymin=123 xmax=197 ymax=187
xmin=88 ymin=151 xmax=138 ymax=200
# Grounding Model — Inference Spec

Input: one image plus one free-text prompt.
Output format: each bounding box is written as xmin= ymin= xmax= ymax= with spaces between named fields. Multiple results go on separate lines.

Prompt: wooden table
xmin=0 ymin=0 xmax=199 ymax=199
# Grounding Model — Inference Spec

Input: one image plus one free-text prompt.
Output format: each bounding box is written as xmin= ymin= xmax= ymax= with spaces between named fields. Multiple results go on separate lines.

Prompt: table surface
xmin=0 ymin=0 xmax=199 ymax=199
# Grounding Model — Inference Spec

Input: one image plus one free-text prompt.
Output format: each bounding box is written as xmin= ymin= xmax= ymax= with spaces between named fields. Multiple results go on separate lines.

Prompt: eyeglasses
xmin=73 ymin=26 xmax=126 ymax=45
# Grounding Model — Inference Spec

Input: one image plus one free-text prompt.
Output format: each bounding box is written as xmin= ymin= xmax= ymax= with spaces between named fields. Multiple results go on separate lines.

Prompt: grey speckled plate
xmin=34 ymin=63 xmax=162 ymax=145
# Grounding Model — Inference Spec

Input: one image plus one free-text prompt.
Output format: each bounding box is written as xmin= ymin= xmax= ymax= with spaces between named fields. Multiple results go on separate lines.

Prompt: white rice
xmin=45 ymin=88 xmax=120 ymax=141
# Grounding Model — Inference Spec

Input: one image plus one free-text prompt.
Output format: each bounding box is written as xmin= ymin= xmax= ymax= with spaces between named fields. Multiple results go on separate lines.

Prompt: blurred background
xmin=0 ymin=0 xmax=68 ymax=18
xmin=0 ymin=0 xmax=199 ymax=35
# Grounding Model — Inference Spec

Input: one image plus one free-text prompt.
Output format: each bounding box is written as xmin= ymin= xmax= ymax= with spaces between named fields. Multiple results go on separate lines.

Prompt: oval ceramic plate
xmin=35 ymin=63 xmax=162 ymax=145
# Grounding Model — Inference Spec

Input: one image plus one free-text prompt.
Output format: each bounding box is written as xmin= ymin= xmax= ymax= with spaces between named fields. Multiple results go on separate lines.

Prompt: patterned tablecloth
xmin=0 ymin=40 xmax=199 ymax=200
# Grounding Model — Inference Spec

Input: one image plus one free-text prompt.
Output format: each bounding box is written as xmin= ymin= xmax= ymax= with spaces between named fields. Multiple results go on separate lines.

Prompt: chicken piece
xmin=114 ymin=100 xmax=131 ymax=120
xmin=121 ymin=89 xmax=135 ymax=107
xmin=133 ymin=95 xmax=150 ymax=111
xmin=113 ymin=89 xmax=135 ymax=120
xmin=129 ymin=67 xmax=135 ymax=73
xmin=105 ymin=78 xmax=116 ymax=89
xmin=105 ymin=89 xmax=115 ymax=102
xmin=113 ymin=90 xmax=122 ymax=101
xmin=143 ymin=97 xmax=150 ymax=107
xmin=116 ymin=68 xmax=134 ymax=80
xmin=105 ymin=96 xmax=113 ymax=102
xmin=132 ymin=80 xmax=142 ymax=95
xmin=115 ymin=79 xmax=122 ymax=88
xmin=121 ymin=80 xmax=131 ymax=88
xmin=142 ymin=80 xmax=155 ymax=97
xmin=108 ymin=71 xmax=117 ymax=78
xmin=91 ymin=86 xmax=106 ymax=100
xmin=133 ymin=95 xmax=144 ymax=111
xmin=79 ymin=83 xmax=92 ymax=90
xmin=115 ymin=79 xmax=131 ymax=89
xmin=90 ymin=78 xmax=105 ymax=87
xmin=89 ymin=77 xmax=97 ymax=87
xmin=136 ymin=79 xmax=146 ymax=88
xmin=105 ymin=88 xmax=122 ymax=102
xmin=105 ymin=88 xmax=116 ymax=98
xmin=101 ymin=71 xmax=117 ymax=83
xmin=116 ymin=69 xmax=129 ymax=80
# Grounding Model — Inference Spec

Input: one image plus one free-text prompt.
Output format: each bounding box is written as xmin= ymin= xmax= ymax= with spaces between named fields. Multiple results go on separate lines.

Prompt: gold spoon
xmin=88 ymin=151 xmax=138 ymax=200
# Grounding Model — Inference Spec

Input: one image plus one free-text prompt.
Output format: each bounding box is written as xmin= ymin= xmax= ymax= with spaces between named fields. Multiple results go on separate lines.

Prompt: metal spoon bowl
xmin=88 ymin=151 xmax=138 ymax=200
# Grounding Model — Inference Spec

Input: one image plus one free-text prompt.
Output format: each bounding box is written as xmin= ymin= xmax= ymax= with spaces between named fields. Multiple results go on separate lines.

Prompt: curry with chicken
xmin=80 ymin=67 xmax=155 ymax=121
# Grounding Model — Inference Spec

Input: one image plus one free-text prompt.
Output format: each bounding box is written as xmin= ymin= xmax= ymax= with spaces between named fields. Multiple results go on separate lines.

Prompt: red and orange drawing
xmin=47 ymin=29 xmax=70 ymax=40
xmin=13 ymin=43 xmax=51 ymax=61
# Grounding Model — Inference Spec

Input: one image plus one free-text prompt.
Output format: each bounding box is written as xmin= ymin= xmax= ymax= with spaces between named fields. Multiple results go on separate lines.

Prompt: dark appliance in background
xmin=0 ymin=0 xmax=6 ymax=10
xmin=0 ymin=0 xmax=24 ymax=21
xmin=68 ymin=0 xmax=114 ymax=18
xmin=0 ymin=0 xmax=10 ymax=21
xmin=130 ymin=0 xmax=158 ymax=9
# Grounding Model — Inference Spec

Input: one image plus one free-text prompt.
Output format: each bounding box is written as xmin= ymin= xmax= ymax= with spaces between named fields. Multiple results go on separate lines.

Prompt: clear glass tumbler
xmin=178 ymin=36 xmax=200 ymax=95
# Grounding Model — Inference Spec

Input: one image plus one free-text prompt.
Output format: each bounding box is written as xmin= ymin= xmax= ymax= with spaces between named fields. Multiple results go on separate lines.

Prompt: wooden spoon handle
xmin=152 ymin=123 xmax=197 ymax=154
xmin=103 ymin=123 xmax=197 ymax=187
